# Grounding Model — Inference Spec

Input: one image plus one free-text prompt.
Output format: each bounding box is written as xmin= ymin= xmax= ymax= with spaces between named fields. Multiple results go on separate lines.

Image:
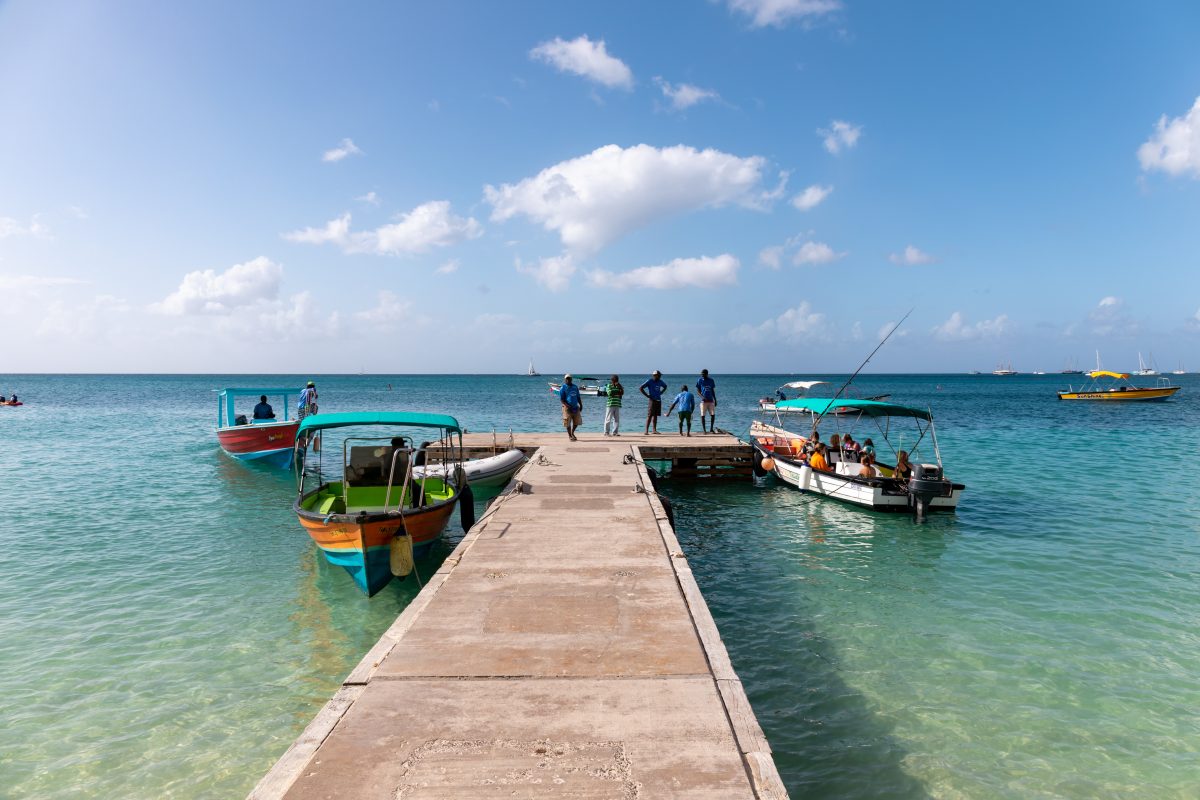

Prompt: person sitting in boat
xmin=809 ymin=443 xmax=831 ymax=472
xmin=776 ymin=389 xmax=786 ymax=400
xmin=842 ymin=433 xmax=860 ymax=456
xmin=8 ymin=393 xmax=16 ymax=404
xmin=861 ymin=437 xmax=876 ymax=456
xmin=894 ymin=450 xmax=913 ymax=481
xmin=829 ymin=433 xmax=841 ymax=452
xmin=253 ymin=395 xmax=275 ymax=420
xmin=804 ymin=431 xmax=821 ymax=455
xmin=858 ymin=453 xmax=878 ymax=478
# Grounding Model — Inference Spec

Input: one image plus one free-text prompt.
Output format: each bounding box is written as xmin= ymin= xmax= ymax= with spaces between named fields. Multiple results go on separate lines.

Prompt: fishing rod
xmin=810 ymin=307 xmax=913 ymax=435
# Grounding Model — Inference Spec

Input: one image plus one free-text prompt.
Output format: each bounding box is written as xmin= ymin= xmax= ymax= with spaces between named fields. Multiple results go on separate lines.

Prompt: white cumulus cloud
xmin=932 ymin=311 xmax=1010 ymax=341
xmin=1138 ymin=96 xmax=1200 ymax=178
xmin=818 ymin=120 xmax=862 ymax=154
xmin=354 ymin=290 xmax=413 ymax=327
xmin=730 ymin=301 xmax=827 ymax=344
xmin=356 ymin=191 xmax=380 ymax=206
xmin=793 ymin=240 xmax=844 ymax=265
xmin=516 ymin=254 xmax=577 ymax=292
xmin=530 ymin=35 xmax=633 ymax=89
xmin=153 ymin=256 xmax=283 ymax=315
xmin=283 ymin=202 xmax=482 ymax=256
xmin=435 ymin=259 xmax=460 ymax=275
xmin=0 ymin=214 xmax=51 ymax=239
xmin=653 ymin=77 xmax=719 ymax=110
xmin=588 ymin=254 xmax=739 ymax=290
xmin=792 ymin=184 xmax=832 ymax=211
xmin=322 ymin=138 xmax=363 ymax=163
xmin=889 ymin=245 xmax=934 ymax=265
xmin=726 ymin=0 xmax=841 ymax=28
xmin=485 ymin=143 xmax=771 ymax=255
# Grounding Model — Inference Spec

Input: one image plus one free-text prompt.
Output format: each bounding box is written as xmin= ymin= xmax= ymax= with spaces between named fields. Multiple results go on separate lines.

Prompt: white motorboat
xmin=548 ymin=377 xmax=603 ymax=396
xmin=992 ymin=361 xmax=1017 ymax=376
xmin=759 ymin=380 xmax=889 ymax=411
xmin=749 ymin=398 xmax=964 ymax=518
xmin=413 ymin=447 xmax=527 ymax=489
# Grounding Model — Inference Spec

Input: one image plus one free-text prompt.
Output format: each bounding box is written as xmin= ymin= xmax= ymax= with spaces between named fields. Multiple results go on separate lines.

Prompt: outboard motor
xmin=908 ymin=463 xmax=948 ymax=520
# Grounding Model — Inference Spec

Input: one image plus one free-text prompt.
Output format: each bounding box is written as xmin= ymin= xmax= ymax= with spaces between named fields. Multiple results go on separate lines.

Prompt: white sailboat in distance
xmin=1135 ymin=352 xmax=1158 ymax=376
xmin=526 ymin=358 xmax=540 ymax=377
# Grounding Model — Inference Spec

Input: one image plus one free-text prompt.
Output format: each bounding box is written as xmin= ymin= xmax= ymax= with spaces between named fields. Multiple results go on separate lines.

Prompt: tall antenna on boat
xmin=811 ymin=307 xmax=913 ymax=434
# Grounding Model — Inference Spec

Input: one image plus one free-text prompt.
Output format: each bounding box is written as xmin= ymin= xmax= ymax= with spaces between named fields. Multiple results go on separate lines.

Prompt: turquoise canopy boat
xmin=749 ymin=397 xmax=963 ymax=518
xmin=292 ymin=411 xmax=472 ymax=596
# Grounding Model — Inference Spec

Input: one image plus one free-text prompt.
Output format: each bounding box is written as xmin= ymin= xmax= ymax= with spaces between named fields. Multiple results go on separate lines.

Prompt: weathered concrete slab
xmin=251 ymin=435 xmax=785 ymax=799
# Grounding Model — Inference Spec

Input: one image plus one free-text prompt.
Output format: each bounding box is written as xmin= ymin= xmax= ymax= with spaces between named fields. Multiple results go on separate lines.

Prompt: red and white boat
xmin=216 ymin=388 xmax=300 ymax=467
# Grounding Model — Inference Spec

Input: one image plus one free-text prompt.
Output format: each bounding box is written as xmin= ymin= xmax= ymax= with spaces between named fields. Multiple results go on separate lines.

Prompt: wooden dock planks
xmin=250 ymin=433 xmax=785 ymax=799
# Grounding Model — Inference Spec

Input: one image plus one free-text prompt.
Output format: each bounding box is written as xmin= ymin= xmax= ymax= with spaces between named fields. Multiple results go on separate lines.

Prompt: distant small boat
xmin=992 ymin=361 xmax=1017 ymax=376
xmin=968 ymin=370 xmax=982 ymax=375
xmin=758 ymin=380 xmax=890 ymax=412
xmin=0 ymin=401 xmax=22 ymax=407
xmin=548 ymin=377 xmax=603 ymax=396
xmin=1134 ymin=352 xmax=1158 ymax=376
xmin=215 ymin=388 xmax=300 ymax=467
xmin=1032 ymin=370 xmax=1046 ymax=375
xmin=526 ymin=358 xmax=540 ymax=377
xmin=1061 ymin=356 xmax=1084 ymax=374
xmin=1058 ymin=371 xmax=1180 ymax=402
xmin=1172 ymin=361 xmax=1186 ymax=376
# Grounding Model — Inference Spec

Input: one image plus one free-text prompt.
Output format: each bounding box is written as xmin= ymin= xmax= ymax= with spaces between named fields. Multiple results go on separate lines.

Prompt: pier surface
xmin=251 ymin=432 xmax=784 ymax=799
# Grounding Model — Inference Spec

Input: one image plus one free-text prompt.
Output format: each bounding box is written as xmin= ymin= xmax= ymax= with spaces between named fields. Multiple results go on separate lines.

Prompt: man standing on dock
xmin=696 ymin=368 xmax=717 ymax=433
xmin=603 ymin=374 xmax=624 ymax=436
xmin=639 ymin=370 xmax=668 ymax=435
xmin=558 ymin=374 xmax=583 ymax=441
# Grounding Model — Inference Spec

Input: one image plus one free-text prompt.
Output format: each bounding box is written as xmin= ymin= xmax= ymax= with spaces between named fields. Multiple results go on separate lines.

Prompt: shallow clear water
xmin=1 ymin=373 xmax=1197 ymax=798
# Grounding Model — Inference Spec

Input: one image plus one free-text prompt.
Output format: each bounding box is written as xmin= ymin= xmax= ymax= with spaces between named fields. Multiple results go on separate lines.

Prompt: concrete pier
xmin=251 ymin=432 xmax=785 ymax=799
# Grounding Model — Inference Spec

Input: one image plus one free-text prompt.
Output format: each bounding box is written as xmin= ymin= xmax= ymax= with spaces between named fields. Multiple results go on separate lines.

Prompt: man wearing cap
xmin=639 ymin=370 xmax=669 ymax=435
xmin=297 ymin=381 xmax=319 ymax=420
xmin=696 ymin=368 xmax=718 ymax=434
xmin=558 ymin=374 xmax=583 ymax=441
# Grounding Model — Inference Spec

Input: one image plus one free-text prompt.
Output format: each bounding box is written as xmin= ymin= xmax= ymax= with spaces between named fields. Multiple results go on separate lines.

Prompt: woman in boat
xmin=842 ymin=433 xmax=860 ymax=457
xmin=829 ymin=433 xmax=841 ymax=452
xmin=858 ymin=453 xmax=878 ymax=478
xmin=894 ymin=450 xmax=913 ymax=480
xmin=862 ymin=437 xmax=876 ymax=456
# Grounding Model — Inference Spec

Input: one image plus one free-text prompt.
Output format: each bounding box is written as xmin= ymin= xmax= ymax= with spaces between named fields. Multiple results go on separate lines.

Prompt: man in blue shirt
xmin=253 ymin=395 xmax=275 ymax=420
xmin=297 ymin=381 xmax=318 ymax=420
xmin=639 ymin=370 xmax=669 ymax=435
xmin=558 ymin=374 xmax=583 ymax=441
xmin=666 ymin=385 xmax=697 ymax=436
xmin=696 ymin=368 xmax=718 ymax=434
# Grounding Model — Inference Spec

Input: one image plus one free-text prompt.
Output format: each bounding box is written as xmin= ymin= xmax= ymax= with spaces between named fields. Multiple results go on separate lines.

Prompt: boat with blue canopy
xmin=215 ymin=388 xmax=299 ymax=467
xmin=749 ymin=397 xmax=964 ymax=517
xmin=292 ymin=411 xmax=473 ymax=596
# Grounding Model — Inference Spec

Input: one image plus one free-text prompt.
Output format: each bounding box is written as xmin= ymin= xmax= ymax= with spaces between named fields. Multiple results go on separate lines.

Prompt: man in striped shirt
xmin=603 ymin=374 xmax=624 ymax=436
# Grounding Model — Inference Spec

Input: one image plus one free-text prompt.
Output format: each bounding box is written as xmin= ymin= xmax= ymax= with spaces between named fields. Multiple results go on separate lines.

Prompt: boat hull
xmin=1057 ymin=387 xmax=1180 ymax=401
xmin=217 ymin=420 xmax=299 ymax=466
xmin=295 ymin=495 xmax=457 ymax=595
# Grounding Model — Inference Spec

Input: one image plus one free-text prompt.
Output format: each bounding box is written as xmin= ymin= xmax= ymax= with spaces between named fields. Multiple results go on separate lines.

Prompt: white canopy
xmin=781 ymin=380 xmax=830 ymax=390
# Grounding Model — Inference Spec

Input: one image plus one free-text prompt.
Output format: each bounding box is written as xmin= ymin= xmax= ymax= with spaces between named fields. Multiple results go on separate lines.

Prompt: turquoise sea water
xmin=1 ymin=373 xmax=1198 ymax=798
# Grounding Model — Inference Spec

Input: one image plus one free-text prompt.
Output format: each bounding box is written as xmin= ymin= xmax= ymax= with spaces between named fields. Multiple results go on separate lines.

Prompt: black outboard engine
xmin=908 ymin=463 xmax=948 ymax=520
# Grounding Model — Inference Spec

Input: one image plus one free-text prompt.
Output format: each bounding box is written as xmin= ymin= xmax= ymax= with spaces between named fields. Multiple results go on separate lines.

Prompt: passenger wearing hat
xmin=639 ymin=370 xmax=669 ymax=435
xmin=297 ymin=380 xmax=319 ymax=421
xmin=558 ymin=374 xmax=583 ymax=441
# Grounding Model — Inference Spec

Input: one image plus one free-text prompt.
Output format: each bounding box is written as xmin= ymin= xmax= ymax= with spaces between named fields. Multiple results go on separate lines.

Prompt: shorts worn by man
xmin=666 ymin=385 xmax=697 ymax=436
xmin=639 ymin=370 xmax=669 ymax=434
xmin=558 ymin=374 xmax=583 ymax=441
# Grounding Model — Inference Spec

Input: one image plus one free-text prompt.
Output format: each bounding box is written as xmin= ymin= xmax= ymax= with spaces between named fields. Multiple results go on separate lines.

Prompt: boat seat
xmin=346 ymin=445 xmax=409 ymax=488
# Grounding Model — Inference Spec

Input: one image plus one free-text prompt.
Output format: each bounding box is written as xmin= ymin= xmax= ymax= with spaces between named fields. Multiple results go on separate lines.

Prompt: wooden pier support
xmin=251 ymin=432 xmax=783 ymax=799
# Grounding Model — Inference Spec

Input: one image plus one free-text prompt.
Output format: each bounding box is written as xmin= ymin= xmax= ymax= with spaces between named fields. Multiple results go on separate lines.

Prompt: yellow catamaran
xmin=1057 ymin=370 xmax=1180 ymax=402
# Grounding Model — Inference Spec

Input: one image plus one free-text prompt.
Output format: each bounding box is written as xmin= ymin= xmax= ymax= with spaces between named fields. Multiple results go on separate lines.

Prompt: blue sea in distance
xmin=1 ymin=372 xmax=1198 ymax=798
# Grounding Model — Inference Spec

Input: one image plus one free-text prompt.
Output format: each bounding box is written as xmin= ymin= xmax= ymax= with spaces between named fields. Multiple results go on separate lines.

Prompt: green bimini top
xmin=217 ymin=387 xmax=298 ymax=397
xmin=773 ymin=398 xmax=932 ymax=420
xmin=297 ymin=411 xmax=462 ymax=436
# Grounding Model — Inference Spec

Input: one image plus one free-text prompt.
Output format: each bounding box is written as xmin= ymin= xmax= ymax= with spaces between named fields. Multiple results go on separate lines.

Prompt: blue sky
xmin=2 ymin=0 xmax=1198 ymax=374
